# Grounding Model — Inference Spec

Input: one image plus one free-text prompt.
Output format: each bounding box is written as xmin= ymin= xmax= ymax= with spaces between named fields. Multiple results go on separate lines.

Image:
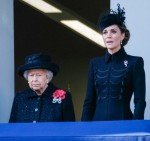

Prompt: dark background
xmin=14 ymin=0 xmax=109 ymax=120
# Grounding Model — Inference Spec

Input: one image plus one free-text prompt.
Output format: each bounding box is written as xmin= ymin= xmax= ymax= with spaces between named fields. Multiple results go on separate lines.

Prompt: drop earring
xmin=121 ymin=40 xmax=122 ymax=45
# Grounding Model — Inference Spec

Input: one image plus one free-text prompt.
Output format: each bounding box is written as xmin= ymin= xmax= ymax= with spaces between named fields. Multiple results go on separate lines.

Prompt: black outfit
xmin=82 ymin=47 xmax=146 ymax=121
xmin=9 ymin=83 xmax=75 ymax=122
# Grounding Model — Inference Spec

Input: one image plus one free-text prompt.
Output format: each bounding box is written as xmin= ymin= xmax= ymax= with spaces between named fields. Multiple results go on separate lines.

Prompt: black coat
xmin=9 ymin=83 xmax=75 ymax=122
xmin=82 ymin=47 xmax=146 ymax=121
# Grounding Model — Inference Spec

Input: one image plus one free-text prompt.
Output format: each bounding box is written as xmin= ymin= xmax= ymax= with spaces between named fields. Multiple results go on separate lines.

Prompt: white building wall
xmin=0 ymin=0 xmax=14 ymax=122
xmin=111 ymin=0 xmax=150 ymax=119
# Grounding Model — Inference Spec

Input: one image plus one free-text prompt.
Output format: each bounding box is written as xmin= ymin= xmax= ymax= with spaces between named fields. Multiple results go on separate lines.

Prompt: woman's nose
xmin=107 ymin=32 xmax=112 ymax=37
xmin=33 ymin=75 xmax=38 ymax=81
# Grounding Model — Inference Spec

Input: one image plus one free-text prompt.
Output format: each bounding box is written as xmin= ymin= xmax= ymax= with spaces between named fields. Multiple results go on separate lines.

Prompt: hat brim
xmin=17 ymin=62 xmax=59 ymax=77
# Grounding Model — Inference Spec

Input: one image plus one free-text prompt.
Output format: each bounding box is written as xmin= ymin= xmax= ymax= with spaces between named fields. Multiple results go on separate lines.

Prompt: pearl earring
xmin=121 ymin=40 xmax=122 ymax=45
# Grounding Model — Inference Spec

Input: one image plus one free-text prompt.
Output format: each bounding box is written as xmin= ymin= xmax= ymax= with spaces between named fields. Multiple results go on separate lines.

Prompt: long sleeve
xmin=133 ymin=57 xmax=146 ymax=119
xmin=81 ymin=60 xmax=96 ymax=121
xmin=9 ymin=95 xmax=18 ymax=123
xmin=63 ymin=91 xmax=75 ymax=121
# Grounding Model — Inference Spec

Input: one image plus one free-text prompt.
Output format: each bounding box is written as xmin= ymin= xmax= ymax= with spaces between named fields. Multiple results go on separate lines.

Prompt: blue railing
xmin=0 ymin=120 xmax=150 ymax=141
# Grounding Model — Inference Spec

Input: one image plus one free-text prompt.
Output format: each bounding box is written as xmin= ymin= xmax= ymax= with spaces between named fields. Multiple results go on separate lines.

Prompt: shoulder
xmin=126 ymin=55 xmax=144 ymax=68
xmin=127 ymin=54 xmax=144 ymax=61
xmin=89 ymin=57 xmax=104 ymax=66
xmin=90 ymin=57 xmax=104 ymax=62
xmin=15 ymin=89 xmax=32 ymax=99
xmin=65 ymin=90 xmax=73 ymax=100
xmin=65 ymin=91 xmax=72 ymax=97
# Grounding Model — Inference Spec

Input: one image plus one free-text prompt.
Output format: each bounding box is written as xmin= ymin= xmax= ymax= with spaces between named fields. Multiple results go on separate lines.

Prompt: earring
xmin=121 ymin=40 xmax=122 ymax=45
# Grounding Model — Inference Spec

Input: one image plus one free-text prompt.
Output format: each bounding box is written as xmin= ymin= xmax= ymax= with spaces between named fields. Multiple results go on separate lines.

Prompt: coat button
xmin=35 ymin=108 xmax=38 ymax=112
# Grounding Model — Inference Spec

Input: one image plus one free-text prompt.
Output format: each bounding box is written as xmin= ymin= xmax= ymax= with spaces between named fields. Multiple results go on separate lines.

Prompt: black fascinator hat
xmin=98 ymin=4 xmax=126 ymax=32
xmin=17 ymin=53 xmax=59 ymax=77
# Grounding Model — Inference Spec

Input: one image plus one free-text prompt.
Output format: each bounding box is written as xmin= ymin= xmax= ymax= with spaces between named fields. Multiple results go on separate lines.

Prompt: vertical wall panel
xmin=0 ymin=0 xmax=14 ymax=122
xmin=111 ymin=0 xmax=150 ymax=119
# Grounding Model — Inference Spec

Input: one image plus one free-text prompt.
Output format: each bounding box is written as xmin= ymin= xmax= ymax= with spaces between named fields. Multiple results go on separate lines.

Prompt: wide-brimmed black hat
xmin=17 ymin=53 xmax=59 ymax=77
xmin=98 ymin=4 xmax=126 ymax=32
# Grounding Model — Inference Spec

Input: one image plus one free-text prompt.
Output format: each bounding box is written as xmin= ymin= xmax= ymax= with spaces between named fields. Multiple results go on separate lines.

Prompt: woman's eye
xmin=111 ymin=30 xmax=117 ymax=33
xmin=102 ymin=31 xmax=107 ymax=34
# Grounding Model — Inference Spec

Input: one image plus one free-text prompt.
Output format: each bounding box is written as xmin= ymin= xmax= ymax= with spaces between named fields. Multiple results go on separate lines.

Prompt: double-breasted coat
xmin=9 ymin=83 xmax=75 ymax=122
xmin=82 ymin=47 xmax=146 ymax=121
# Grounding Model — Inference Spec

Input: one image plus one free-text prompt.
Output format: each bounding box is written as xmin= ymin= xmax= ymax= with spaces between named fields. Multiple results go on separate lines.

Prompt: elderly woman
xmin=9 ymin=53 xmax=75 ymax=122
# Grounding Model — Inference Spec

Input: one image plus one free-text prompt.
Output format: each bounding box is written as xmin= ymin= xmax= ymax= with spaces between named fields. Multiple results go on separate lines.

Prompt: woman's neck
xmin=107 ymin=46 xmax=121 ymax=55
xmin=35 ymin=84 xmax=48 ymax=96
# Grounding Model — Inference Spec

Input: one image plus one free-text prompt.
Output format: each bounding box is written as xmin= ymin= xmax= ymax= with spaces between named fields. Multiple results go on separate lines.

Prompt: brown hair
xmin=119 ymin=25 xmax=130 ymax=46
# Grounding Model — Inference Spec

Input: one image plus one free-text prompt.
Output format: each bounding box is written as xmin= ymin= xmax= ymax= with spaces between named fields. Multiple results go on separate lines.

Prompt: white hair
xmin=23 ymin=69 xmax=53 ymax=83
xmin=46 ymin=70 xmax=53 ymax=83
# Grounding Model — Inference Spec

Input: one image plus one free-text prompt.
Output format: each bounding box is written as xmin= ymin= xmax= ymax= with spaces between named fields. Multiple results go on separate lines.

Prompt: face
xmin=27 ymin=69 xmax=49 ymax=94
xmin=102 ymin=24 xmax=125 ymax=54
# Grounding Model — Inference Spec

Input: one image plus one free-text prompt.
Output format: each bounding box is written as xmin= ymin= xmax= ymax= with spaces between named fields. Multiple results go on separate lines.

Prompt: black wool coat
xmin=82 ymin=47 xmax=146 ymax=121
xmin=9 ymin=83 xmax=75 ymax=122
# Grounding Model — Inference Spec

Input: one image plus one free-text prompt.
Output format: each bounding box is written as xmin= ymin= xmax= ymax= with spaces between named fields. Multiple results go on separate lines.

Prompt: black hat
xmin=17 ymin=53 xmax=59 ymax=77
xmin=98 ymin=4 xmax=126 ymax=31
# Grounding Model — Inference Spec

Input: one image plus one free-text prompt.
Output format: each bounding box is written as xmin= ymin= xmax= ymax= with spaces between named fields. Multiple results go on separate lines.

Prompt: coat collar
xmin=105 ymin=47 xmax=127 ymax=63
xmin=27 ymin=82 xmax=57 ymax=99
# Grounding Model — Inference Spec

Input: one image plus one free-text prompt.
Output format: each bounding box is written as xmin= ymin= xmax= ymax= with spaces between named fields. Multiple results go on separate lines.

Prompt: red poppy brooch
xmin=52 ymin=89 xmax=66 ymax=104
